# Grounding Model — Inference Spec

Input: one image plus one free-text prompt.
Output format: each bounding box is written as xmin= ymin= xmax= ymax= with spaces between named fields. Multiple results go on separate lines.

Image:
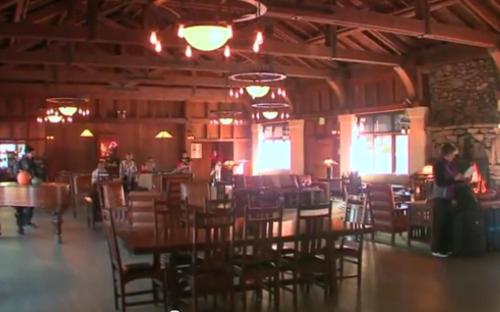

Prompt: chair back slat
xmin=101 ymin=206 xmax=122 ymax=273
xmin=242 ymin=206 xmax=283 ymax=263
xmin=193 ymin=210 xmax=234 ymax=272
xmin=153 ymin=199 xmax=188 ymax=237
xmin=296 ymin=201 xmax=332 ymax=256
xmin=204 ymin=197 xmax=233 ymax=212
xmin=366 ymin=183 xmax=397 ymax=229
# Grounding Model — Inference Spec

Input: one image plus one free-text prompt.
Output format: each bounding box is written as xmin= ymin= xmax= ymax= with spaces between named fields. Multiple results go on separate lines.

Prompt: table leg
xmin=14 ymin=207 xmax=24 ymax=235
xmin=167 ymin=253 xmax=179 ymax=309
xmin=52 ymin=211 xmax=63 ymax=243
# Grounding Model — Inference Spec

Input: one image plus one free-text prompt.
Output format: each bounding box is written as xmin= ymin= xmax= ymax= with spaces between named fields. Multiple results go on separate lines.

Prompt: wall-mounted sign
xmin=190 ymin=143 xmax=202 ymax=159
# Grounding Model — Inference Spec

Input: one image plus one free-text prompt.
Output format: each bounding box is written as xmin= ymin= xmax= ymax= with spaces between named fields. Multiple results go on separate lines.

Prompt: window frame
xmin=355 ymin=111 xmax=408 ymax=175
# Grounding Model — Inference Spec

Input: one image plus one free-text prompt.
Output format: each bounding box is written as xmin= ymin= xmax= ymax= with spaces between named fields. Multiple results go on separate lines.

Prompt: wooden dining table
xmin=117 ymin=210 xmax=372 ymax=308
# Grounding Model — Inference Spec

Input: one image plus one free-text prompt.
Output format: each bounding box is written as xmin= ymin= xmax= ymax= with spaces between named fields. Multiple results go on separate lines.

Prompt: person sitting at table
xmin=430 ymin=143 xmax=465 ymax=258
xmin=120 ymin=153 xmax=138 ymax=193
xmin=170 ymin=151 xmax=192 ymax=174
xmin=91 ymin=160 xmax=110 ymax=184
xmin=142 ymin=156 xmax=157 ymax=173
xmin=14 ymin=146 xmax=40 ymax=234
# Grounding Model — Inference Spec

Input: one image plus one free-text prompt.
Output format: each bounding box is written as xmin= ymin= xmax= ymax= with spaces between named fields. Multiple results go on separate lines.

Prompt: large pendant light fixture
xmin=178 ymin=24 xmax=233 ymax=52
xmin=170 ymin=0 xmax=267 ymax=57
xmin=46 ymin=97 xmax=90 ymax=117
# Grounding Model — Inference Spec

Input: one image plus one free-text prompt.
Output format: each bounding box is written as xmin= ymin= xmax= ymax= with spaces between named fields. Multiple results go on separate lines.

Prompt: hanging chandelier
xmin=209 ymin=110 xmax=245 ymax=126
xmin=229 ymin=71 xmax=287 ymax=99
xmin=36 ymin=109 xmax=72 ymax=124
xmin=178 ymin=24 xmax=233 ymax=52
xmin=163 ymin=0 xmax=267 ymax=58
xmin=46 ymin=97 xmax=90 ymax=117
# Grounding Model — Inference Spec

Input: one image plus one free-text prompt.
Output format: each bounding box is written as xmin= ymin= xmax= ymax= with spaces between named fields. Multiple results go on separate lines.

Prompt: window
xmin=351 ymin=112 xmax=408 ymax=175
xmin=0 ymin=143 xmax=25 ymax=168
xmin=254 ymin=123 xmax=291 ymax=174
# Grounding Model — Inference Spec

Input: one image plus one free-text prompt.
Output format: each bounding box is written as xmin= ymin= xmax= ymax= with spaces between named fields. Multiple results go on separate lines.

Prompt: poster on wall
xmin=190 ymin=143 xmax=202 ymax=159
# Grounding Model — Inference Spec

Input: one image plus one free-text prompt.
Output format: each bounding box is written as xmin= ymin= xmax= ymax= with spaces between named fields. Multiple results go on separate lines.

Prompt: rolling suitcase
xmin=452 ymin=184 xmax=486 ymax=256
xmin=452 ymin=208 xmax=486 ymax=256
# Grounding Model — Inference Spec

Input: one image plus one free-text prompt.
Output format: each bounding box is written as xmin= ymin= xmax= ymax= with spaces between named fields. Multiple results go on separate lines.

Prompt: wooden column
xmin=337 ymin=114 xmax=356 ymax=175
xmin=407 ymin=106 xmax=429 ymax=174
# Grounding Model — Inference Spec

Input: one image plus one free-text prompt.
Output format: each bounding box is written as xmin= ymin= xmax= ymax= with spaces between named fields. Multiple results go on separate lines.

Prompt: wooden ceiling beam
xmin=0 ymin=23 xmax=401 ymax=66
xmin=461 ymin=0 xmax=500 ymax=32
xmin=0 ymin=68 xmax=242 ymax=88
xmin=0 ymin=82 xmax=236 ymax=102
xmin=266 ymin=3 xmax=498 ymax=47
xmin=0 ymin=50 xmax=332 ymax=79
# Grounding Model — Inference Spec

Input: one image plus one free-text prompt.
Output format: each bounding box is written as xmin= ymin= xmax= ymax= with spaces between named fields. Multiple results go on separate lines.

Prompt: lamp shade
xmin=80 ymin=129 xmax=94 ymax=137
xmin=261 ymin=111 xmax=279 ymax=120
xmin=182 ymin=25 xmax=232 ymax=51
xmin=58 ymin=106 xmax=78 ymax=116
xmin=47 ymin=114 xmax=63 ymax=123
xmin=245 ymin=85 xmax=270 ymax=99
xmin=155 ymin=130 xmax=173 ymax=139
xmin=323 ymin=158 xmax=338 ymax=166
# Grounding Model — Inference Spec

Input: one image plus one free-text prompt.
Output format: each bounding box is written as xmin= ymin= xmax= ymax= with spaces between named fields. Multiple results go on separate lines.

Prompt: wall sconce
xmin=46 ymin=135 xmax=55 ymax=141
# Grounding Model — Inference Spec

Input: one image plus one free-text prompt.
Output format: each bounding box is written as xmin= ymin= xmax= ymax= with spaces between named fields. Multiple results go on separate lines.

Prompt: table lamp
xmin=323 ymin=158 xmax=338 ymax=179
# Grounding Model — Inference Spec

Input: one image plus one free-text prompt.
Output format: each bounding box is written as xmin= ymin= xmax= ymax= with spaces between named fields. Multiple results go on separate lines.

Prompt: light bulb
xmin=185 ymin=45 xmax=192 ymax=58
xmin=227 ymin=25 xmax=233 ymax=38
xmin=224 ymin=45 xmax=231 ymax=58
xmin=277 ymin=88 xmax=282 ymax=95
xmin=282 ymin=90 xmax=287 ymax=97
xmin=253 ymin=42 xmax=260 ymax=53
xmin=229 ymin=89 xmax=234 ymax=97
xmin=256 ymin=31 xmax=263 ymax=45
xmin=150 ymin=31 xmax=157 ymax=45
xmin=155 ymin=42 xmax=162 ymax=53
xmin=271 ymin=92 xmax=275 ymax=99
xmin=178 ymin=24 xmax=185 ymax=38
xmin=239 ymin=88 xmax=244 ymax=94
xmin=235 ymin=92 xmax=239 ymax=99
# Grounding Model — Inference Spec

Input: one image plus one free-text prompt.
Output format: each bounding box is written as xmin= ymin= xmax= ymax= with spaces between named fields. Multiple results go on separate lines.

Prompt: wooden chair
xmin=71 ymin=174 xmax=91 ymax=219
xmin=127 ymin=191 xmax=165 ymax=229
xmin=101 ymin=203 xmax=167 ymax=312
xmin=185 ymin=210 xmax=236 ymax=312
xmin=366 ymin=183 xmax=409 ymax=245
xmin=235 ymin=206 xmax=283 ymax=311
xmin=282 ymin=201 xmax=334 ymax=307
xmin=204 ymin=197 xmax=233 ymax=213
xmin=153 ymin=199 xmax=192 ymax=308
xmin=335 ymin=196 xmax=366 ymax=287
xmin=101 ymin=181 xmax=127 ymax=223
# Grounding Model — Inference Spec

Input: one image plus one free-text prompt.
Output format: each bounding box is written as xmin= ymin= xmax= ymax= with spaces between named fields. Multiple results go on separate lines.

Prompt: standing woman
xmin=431 ymin=143 xmax=464 ymax=258
xmin=120 ymin=153 xmax=138 ymax=193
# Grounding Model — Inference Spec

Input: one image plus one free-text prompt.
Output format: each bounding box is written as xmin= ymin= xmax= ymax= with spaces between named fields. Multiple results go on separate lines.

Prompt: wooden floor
xmin=1 ymin=209 xmax=500 ymax=312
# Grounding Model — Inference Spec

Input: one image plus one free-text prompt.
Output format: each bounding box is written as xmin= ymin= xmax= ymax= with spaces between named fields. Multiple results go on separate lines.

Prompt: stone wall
xmin=428 ymin=58 xmax=499 ymax=126
xmin=428 ymin=124 xmax=500 ymax=187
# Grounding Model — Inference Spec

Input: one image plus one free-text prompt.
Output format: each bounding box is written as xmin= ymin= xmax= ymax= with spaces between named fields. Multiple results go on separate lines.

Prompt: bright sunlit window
xmin=351 ymin=112 xmax=408 ymax=175
xmin=254 ymin=124 xmax=291 ymax=174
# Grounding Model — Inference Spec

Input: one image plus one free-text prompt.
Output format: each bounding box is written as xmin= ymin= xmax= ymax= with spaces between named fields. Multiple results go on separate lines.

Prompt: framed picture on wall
xmin=191 ymin=143 xmax=202 ymax=159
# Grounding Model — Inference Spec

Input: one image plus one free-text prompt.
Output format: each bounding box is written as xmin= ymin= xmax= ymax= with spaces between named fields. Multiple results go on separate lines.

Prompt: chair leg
xmin=242 ymin=288 xmax=247 ymax=312
xmin=357 ymin=261 xmax=362 ymax=287
xmin=112 ymin=272 xmax=119 ymax=310
xmin=120 ymin=284 xmax=126 ymax=312
xmin=274 ymin=274 xmax=280 ymax=311
xmin=152 ymin=281 xmax=159 ymax=305
xmin=391 ymin=233 xmax=396 ymax=245
xmin=292 ymin=271 xmax=298 ymax=311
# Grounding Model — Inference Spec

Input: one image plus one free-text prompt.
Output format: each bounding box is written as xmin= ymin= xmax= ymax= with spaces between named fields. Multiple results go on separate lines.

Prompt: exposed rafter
xmin=0 ymin=23 xmax=401 ymax=66
xmin=269 ymin=1 xmax=498 ymax=47
xmin=0 ymin=50 xmax=333 ymax=79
